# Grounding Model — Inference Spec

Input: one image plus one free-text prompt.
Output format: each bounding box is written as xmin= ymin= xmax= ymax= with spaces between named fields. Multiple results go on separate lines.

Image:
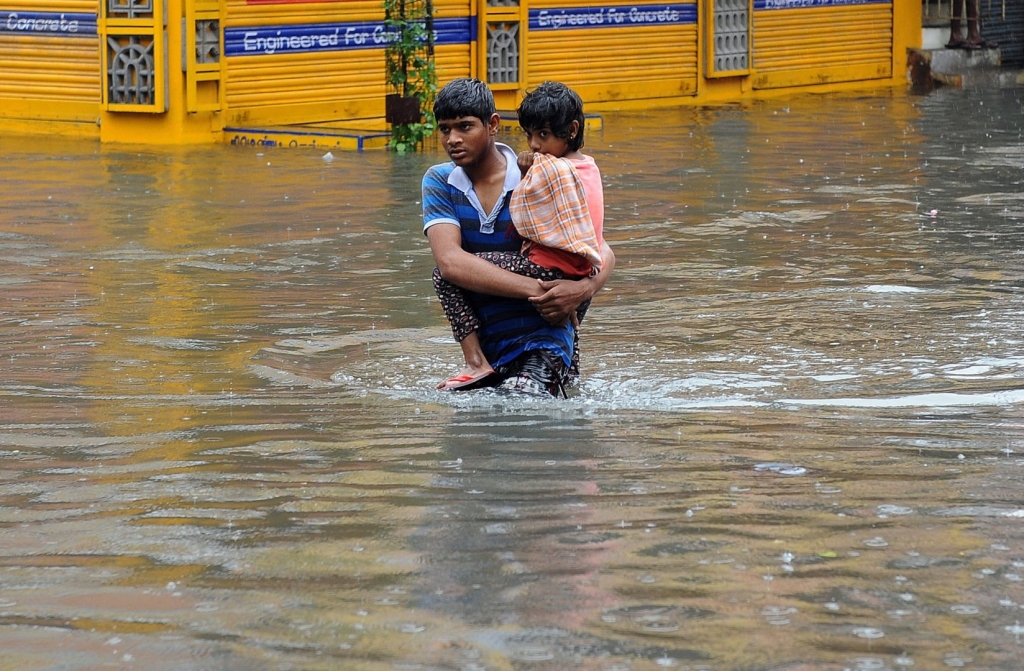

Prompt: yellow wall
xmin=0 ymin=0 xmax=920 ymax=144
xmin=99 ymin=0 xmax=227 ymax=144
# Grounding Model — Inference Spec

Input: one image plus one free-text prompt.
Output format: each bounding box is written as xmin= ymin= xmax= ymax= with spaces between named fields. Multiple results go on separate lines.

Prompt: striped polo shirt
xmin=422 ymin=143 xmax=574 ymax=371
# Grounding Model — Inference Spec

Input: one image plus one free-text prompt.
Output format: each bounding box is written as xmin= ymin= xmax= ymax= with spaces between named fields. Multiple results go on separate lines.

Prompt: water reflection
xmin=2 ymin=87 xmax=1024 ymax=669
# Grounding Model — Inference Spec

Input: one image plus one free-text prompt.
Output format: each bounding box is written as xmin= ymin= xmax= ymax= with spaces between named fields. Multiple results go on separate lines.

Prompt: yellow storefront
xmin=0 ymin=0 xmax=920 ymax=145
xmin=752 ymin=0 xmax=897 ymax=90
xmin=0 ymin=2 xmax=100 ymax=134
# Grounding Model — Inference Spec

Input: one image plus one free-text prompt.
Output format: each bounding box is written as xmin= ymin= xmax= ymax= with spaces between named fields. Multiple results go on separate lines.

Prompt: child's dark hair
xmin=517 ymin=81 xmax=585 ymax=151
xmin=433 ymin=78 xmax=496 ymax=122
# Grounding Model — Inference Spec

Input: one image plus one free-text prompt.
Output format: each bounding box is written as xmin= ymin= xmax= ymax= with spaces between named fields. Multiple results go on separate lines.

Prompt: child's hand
xmin=516 ymin=151 xmax=535 ymax=176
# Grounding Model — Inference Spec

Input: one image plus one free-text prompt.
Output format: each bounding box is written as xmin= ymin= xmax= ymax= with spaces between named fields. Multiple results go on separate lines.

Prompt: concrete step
xmin=928 ymin=46 xmax=1001 ymax=74
xmin=222 ymin=124 xmax=391 ymax=152
xmin=934 ymin=68 xmax=1024 ymax=89
xmin=923 ymin=26 xmax=949 ymax=50
xmin=907 ymin=45 xmax=1022 ymax=91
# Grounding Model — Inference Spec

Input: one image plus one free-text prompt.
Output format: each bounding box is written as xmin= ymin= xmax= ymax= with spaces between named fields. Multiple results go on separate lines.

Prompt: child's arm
xmin=516 ymin=151 xmax=535 ymax=177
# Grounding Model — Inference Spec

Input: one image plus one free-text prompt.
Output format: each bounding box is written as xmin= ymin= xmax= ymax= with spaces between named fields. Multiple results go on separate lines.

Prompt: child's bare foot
xmin=437 ymin=364 xmax=498 ymax=391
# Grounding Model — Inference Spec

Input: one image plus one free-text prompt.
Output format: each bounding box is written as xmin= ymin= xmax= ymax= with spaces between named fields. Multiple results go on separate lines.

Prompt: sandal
xmin=437 ymin=369 xmax=499 ymax=391
xmin=968 ymin=38 xmax=997 ymax=49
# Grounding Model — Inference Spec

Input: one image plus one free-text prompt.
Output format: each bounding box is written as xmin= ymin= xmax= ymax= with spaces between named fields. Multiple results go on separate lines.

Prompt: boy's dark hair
xmin=517 ymin=81 xmax=585 ymax=151
xmin=433 ymin=78 xmax=496 ymax=122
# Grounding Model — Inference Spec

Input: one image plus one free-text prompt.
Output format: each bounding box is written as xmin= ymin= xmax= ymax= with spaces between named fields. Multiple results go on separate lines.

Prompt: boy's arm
xmin=530 ymin=240 xmax=615 ymax=324
xmin=427 ymin=224 xmax=545 ymax=299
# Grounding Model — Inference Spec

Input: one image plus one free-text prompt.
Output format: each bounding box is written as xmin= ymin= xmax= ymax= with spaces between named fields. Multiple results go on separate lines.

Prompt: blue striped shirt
xmin=422 ymin=143 xmax=574 ymax=370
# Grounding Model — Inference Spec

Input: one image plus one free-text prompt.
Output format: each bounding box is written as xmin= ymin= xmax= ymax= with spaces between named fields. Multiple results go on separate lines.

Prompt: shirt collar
xmin=447 ymin=143 xmax=520 ymax=234
xmin=447 ymin=143 xmax=520 ymax=195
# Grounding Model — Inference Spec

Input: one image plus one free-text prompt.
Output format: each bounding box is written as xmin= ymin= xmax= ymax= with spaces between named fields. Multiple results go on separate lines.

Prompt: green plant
xmin=383 ymin=0 xmax=437 ymax=153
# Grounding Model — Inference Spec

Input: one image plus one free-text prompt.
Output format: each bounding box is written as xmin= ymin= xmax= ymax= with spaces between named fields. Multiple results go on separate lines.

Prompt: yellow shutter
xmin=752 ymin=2 xmax=892 ymax=90
xmin=0 ymin=1 xmax=101 ymax=121
xmin=526 ymin=1 xmax=698 ymax=103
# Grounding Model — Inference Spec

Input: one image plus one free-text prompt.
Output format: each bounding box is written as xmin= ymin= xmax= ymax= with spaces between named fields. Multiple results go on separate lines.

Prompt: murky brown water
xmin=2 ymin=86 xmax=1024 ymax=670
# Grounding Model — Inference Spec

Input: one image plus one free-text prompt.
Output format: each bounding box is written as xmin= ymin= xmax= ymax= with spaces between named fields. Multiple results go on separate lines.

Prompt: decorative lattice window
xmin=106 ymin=35 xmax=156 ymax=105
xmin=100 ymin=0 xmax=165 ymax=111
xmin=107 ymin=0 xmax=153 ymax=21
xmin=486 ymin=21 xmax=519 ymax=85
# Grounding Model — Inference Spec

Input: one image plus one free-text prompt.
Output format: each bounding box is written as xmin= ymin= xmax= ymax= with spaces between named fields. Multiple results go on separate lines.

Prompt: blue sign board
xmin=755 ymin=0 xmax=890 ymax=9
xmin=227 ymin=4 xmax=699 ymax=57
xmin=226 ymin=17 xmax=472 ymax=57
xmin=0 ymin=11 xmax=96 ymax=37
xmin=530 ymin=5 xmax=696 ymax=31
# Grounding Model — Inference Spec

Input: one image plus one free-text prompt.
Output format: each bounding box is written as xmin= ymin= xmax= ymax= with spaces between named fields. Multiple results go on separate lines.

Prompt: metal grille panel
xmin=712 ymin=0 xmax=748 ymax=72
xmin=107 ymin=0 xmax=153 ymax=20
xmin=107 ymin=34 xmax=155 ymax=104
xmin=981 ymin=1 xmax=1024 ymax=67
xmin=195 ymin=19 xmax=220 ymax=64
xmin=487 ymin=21 xmax=519 ymax=84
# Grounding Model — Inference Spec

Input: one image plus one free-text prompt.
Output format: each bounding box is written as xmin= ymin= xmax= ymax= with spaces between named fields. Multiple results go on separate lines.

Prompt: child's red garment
xmin=509 ymin=153 xmax=603 ymax=278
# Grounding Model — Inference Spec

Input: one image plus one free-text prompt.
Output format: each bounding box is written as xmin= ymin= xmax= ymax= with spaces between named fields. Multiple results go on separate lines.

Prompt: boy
xmin=428 ymin=81 xmax=612 ymax=395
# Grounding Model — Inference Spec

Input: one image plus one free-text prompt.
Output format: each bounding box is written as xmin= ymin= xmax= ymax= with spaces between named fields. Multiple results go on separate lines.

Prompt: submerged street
xmin=2 ymin=86 xmax=1024 ymax=669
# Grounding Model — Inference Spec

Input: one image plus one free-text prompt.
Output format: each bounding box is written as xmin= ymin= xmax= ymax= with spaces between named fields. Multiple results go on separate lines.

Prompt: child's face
xmin=523 ymin=125 xmax=571 ymax=158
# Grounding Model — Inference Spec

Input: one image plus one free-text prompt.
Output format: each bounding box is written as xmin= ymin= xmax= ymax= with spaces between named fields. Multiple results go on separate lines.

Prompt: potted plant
xmin=383 ymin=0 xmax=437 ymax=153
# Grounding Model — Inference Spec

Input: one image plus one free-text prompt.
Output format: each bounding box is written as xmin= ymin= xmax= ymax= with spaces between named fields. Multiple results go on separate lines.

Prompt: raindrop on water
xmin=400 ymin=623 xmax=426 ymax=634
xmin=1006 ymin=621 xmax=1024 ymax=638
xmin=950 ymin=604 xmax=979 ymax=615
xmin=514 ymin=648 xmax=553 ymax=662
xmin=850 ymin=658 xmax=886 ymax=670
xmin=877 ymin=504 xmax=913 ymax=516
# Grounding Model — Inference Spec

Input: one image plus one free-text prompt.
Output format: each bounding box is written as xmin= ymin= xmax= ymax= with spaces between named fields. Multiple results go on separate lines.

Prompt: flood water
xmin=2 ymin=85 xmax=1024 ymax=670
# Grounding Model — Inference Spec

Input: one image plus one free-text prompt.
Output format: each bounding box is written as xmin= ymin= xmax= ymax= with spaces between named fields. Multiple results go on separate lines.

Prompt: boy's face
xmin=437 ymin=115 xmax=498 ymax=169
xmin=523 ymin=122 xmax=577 ymax=158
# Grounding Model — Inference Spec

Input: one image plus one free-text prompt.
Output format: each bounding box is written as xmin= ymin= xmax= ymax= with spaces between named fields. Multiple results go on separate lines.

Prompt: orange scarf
xmin=509 ymin=154 xmax=602 ymax=269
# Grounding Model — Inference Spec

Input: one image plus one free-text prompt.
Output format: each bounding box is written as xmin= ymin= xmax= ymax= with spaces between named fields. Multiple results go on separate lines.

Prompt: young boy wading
xmin=422 ymin=78 xmax=615 ymax=397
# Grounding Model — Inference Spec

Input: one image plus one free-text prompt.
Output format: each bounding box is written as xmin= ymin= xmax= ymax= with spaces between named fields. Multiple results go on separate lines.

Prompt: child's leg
xmin=433 ymin=251 xmax=561 ymax=343
xmin=432 ymin=252 xmax=569 ymax=388
xmin=476 ymin=251 xmax=562 ymax=282
xmin=432 ymin=266 xmax=495 ymax=388
xmin=432 ymin=265 xmax=479 ymax=342
xmin=567 ymin=298 xmax=591 ymax=381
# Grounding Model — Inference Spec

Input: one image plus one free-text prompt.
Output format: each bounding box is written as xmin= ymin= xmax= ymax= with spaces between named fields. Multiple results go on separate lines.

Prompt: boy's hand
xmin=516 ymin=151 xmax=535 ymax=176
xmin=529 ymin=279 xmax=588 ymax=326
